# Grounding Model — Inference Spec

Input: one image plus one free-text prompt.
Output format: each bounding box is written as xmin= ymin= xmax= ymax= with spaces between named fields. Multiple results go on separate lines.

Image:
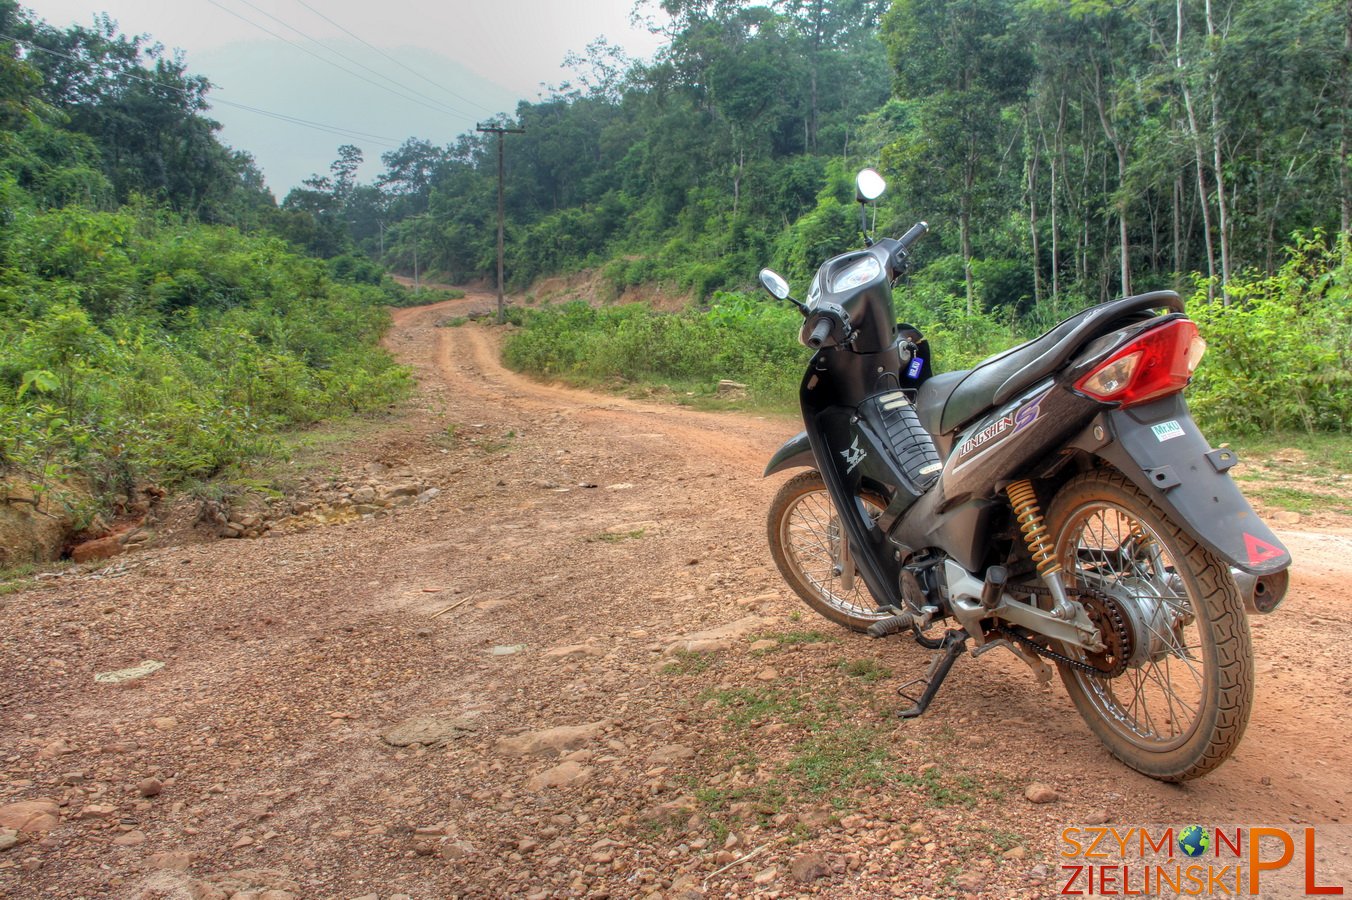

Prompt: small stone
xmin=954 ymin=871 xmax=985 ymax=892
xmin=80 ymin=804 xmax=116 ymax=819
xmin=37 ymin=739 xmax=70 ymax=759
xmin=1024 ymin=782 xmax=1060 ymax=804
xmin=525 ymin=761 xmax=593 ymax=791
xmin=0 ymin=829 xmax=19 ymax=852
xmin=490 ymin=644 xmax=525 ymax=656
xmin=138 ymin=778 xmax=163 ymax=798
xmin=1002 ymin=845 xmax=1028 ymax=860
xmin=752 ymin=866 xmax=778 ymax=885
xmin=496 ymin=722 xmax=607 ymax=757
xmin=381 ymin=714 xmax=477 ymax=747
xmin=147 ymin=851 xmax=193 ymax=871
xmin=441 ymin=840 xmax=476 ymax=859
xmin=646 ymin=744 xmax=696 ymax=766
xmin=755 ymin=667 xmax=779 ymax=681
xmin=94 ymin=660 xmax=165 ymax=684
xmin=1083 ymin=808 xmax=1111 ymax=825
xmin=232 ymin=835 xmax=255 ymax=849
xmin=789 ymin=852 xmax=830 ymax=883
xmin=151 ymin=716 xmax=178 ymax=731
xmin=749 ymin=640 xmax=777 ymax=652
xmin=1260 ymin=776 xmax=1272 ymax=786
xmin=112 ymin=830 xmax=146 ymax=847
xmin=543 ymin=645 xmax=606 ymax=660
xmin=71 ymin=534 xmax=125 ymax=563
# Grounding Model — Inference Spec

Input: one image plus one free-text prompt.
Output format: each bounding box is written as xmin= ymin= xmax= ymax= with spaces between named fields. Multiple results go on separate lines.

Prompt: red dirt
xmin=1 ymin=290 xmax=1349 ymax=898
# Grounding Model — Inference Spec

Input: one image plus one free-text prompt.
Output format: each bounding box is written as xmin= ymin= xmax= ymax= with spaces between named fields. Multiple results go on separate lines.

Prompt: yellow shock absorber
xmin=1006 ymin=480 xmax=1061 ymax=578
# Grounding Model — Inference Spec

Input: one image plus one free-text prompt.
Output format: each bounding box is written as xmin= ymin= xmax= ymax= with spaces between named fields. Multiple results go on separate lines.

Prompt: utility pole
xmin=476 ymin=121 xmax=525 ymax=324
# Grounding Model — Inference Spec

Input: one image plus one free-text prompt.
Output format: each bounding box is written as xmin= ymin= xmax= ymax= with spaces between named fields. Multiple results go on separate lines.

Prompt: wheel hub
xmin=1076 ymin=589 xmax=1133 ymax=677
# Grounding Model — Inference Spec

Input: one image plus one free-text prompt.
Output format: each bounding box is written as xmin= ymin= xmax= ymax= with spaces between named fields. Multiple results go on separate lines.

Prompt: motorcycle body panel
xmin=1070 ymin=396 xmax=1292 ymax=575
xmin=764 ymin=432 xmax=813 ymax=477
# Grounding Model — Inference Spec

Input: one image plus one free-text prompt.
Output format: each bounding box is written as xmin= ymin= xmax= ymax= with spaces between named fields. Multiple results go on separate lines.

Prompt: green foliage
xmin=0 ymin=201 xmax=410 ymax=509
xmin=502 ymin=292 xmax=808 ymax=405
xmin=1187 ymin=234 xmax=1352 ymax=435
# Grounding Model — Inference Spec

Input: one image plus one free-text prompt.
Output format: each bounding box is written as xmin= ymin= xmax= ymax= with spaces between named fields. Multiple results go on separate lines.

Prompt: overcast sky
xmin=23 ymin=0 xmax=669 ymax=193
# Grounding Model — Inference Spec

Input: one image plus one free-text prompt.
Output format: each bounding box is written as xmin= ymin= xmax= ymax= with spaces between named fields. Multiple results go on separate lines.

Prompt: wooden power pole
xmin=476 ymin=121 xmax=525 ymax=324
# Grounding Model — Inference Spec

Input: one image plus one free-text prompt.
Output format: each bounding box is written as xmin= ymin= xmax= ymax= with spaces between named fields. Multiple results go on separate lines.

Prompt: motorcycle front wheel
xmin=1047 ymin=469 xmax=1254 ymax=782
xmin=767 ymin=470 xmax=890 ymax=632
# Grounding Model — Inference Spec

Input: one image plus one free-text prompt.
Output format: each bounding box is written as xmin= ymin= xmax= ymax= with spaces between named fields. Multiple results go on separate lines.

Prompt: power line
xmin=289 ymin=0 xmax=499 ymax=116
xmin=219 ymin=0 xmax=476 ymax=119
xmin=476 ymin=121 xmax=525 ymax=325
xmin=202 ymin=0 xmax=471 ymax=121
xmin=0 ymin=33 xmax=400 ymax=147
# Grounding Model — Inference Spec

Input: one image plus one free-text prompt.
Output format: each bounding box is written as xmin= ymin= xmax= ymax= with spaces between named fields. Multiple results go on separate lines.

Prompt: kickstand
xmin=895 ymin=630 xmax=968 ymax=720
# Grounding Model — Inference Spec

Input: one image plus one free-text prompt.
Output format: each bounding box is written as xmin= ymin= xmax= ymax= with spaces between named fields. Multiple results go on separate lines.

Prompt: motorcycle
xmin=759 ymin=168 xmax=1291 ymax=782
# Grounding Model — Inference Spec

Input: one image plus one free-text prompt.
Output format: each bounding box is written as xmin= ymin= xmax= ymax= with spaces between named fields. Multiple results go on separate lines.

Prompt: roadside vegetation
xmin=503 ymin=233 xmax=1352 ymax=443
xmin=0 ymin=7 xmax=409 ymax=542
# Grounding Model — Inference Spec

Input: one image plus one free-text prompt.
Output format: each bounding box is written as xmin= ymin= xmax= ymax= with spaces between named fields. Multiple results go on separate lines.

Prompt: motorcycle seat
xmin=915 ymin=290 xmax=1184 ymax=436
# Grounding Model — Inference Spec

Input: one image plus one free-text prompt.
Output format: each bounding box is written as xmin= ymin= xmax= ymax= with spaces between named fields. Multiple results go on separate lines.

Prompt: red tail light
xmin=1074 ymin=319 xmax=1206 ymax=407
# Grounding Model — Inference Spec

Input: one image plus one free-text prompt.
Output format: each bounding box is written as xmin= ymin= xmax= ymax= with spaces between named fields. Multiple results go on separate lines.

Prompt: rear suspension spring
xmin=1007 ymin=480 xmax=1060 ymax=579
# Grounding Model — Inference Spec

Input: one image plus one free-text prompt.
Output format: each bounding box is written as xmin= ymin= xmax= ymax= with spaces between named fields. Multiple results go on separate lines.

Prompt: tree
xmin=882 ymin=0 xmax=1032 ymax=312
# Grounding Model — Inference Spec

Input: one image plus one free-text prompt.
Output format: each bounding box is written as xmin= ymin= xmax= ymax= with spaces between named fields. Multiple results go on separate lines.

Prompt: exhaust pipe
xmin=1232 ymin=568 xmax=1290 ymax=614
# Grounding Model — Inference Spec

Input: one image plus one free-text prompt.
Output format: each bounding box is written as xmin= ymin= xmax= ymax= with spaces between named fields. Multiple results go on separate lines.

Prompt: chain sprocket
xmin=994 ymin=582 xmax=1133 ymax=678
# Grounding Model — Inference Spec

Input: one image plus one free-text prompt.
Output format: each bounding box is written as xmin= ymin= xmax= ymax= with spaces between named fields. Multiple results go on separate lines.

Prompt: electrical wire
xmin=289 ymin=0 xmax=498 ymax=115
xmin=202 ymin=0 xmax=471 ymax=121
xmin=219 ymin=0 xmax=476 ymax=119
xmin=0 ymin=33 xmax=400 ymax=147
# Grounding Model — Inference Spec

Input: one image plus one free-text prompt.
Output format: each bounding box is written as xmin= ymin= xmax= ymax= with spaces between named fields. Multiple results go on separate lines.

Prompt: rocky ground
xmin=2 ymin=292 xmax=1351 ymax=899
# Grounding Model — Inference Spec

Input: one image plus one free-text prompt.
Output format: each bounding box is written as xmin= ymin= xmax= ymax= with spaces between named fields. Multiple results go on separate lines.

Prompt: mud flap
xmin=764 ymin=431 xmax=814 ymax=477
xmin=1072 ymin=396 xmax=1291 ymax=575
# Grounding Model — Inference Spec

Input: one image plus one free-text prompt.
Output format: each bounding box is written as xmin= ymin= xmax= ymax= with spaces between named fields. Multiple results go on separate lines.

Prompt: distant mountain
xmin=194 ymin=40 xmax=521 ymax=194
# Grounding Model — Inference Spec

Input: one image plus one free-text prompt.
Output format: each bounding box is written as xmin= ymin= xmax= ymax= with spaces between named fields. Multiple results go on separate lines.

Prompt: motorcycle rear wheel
xmin=1047 ymin=469 xmax=1254 ymax=782
xmin=767 ymin=470 xmax=890 ymax=632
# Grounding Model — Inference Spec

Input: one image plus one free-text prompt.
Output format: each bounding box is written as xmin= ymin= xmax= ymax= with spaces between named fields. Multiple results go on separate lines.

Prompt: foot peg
xmin=896 ymin=630 xmax=967 ymax=719
xmin=866 ymin=611 xmax=915 ymax=638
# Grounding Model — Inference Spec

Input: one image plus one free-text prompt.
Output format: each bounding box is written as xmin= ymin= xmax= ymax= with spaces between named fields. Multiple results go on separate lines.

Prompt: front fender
xmin=1069 ymin=396 xmax=1290 ymax=576
xmin=764 ymin=431 xmax=815 ymax=477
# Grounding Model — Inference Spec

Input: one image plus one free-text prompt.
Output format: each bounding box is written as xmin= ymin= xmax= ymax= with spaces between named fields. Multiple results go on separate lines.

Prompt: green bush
xmin=502 ymin=292 xmax=805 ymax=404
xmin=0 ymin=202 xmax=411 ymax=509
xmin=1187 ymin=233 xmax=1352 ymax=435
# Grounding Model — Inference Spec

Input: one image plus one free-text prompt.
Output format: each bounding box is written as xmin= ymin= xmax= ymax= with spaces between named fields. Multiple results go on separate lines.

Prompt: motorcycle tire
xmin=767 ymin=470 xmax=891 ymax=633
xmin=1046 ymin=469 xmax=1254 ymax=782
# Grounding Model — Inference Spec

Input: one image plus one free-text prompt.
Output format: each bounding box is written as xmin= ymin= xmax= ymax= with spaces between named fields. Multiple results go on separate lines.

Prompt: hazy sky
xmin=23 ymin=0 xmax=669 ymax=193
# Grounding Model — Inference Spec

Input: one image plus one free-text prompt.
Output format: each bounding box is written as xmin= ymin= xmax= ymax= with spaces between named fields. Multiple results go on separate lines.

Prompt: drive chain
xmin=994 ymin=582 xmax=1131 ymax=678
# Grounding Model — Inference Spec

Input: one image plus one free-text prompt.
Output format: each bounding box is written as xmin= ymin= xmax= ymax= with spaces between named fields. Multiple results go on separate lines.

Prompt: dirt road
xmin=2 ymin=293 xmax=1350 ymax=898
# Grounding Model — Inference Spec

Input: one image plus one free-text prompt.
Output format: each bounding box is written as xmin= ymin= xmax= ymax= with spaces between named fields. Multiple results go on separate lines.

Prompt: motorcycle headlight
xmin=829 ymin=256 xmax=881 ymax=293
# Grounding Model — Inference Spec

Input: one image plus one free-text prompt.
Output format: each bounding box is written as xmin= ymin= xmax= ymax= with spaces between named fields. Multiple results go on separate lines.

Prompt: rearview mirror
xmin=759 ymin=268 xmax=791 ymax=300
xmin=855 ymin=168 xmax=886 ymax=202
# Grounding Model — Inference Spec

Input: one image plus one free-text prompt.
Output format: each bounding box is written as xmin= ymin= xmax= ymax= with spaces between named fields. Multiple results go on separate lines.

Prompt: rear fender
xmin=1068 ymin=396 xmax=1291 ymax=576
xmin=764 ymin=432 xmax=815 ymax=477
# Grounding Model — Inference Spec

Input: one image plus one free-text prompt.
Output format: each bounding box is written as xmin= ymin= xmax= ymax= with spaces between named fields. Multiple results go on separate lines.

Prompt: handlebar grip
xmin=898 ymin=221 xmax=929 ymax=251
xmin=806 ymin=317 xmax=833 ymax=349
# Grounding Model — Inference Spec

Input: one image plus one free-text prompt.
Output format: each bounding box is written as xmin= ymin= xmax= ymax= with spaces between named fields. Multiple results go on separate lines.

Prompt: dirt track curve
xmin=2 ymin=292 xmax=1350 ymax=899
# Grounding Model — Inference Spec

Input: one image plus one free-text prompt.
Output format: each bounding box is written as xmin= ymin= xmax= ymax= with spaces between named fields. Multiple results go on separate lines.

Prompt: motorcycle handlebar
xmin=898 ymin=221 xmax=929 ymax=252
xmin=806 ymin=316 xmax=833 ymax=349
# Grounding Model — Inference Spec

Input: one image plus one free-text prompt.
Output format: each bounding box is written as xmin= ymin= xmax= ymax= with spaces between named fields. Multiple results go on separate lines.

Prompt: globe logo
xmin=1179 ymin=825 xmax=1211 ymax=858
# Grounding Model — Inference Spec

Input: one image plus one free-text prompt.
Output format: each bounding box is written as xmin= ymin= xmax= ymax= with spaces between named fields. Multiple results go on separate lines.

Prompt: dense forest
xmin=288 ymin=0 xmax=1350 ymax=315
xmin=0 ymin=1 xmax=408 ymax=543
xmin=1 ymin=0 xmax=1350 ymax=554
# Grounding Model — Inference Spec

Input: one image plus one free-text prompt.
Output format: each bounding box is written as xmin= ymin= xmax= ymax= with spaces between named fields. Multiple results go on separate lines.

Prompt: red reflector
xmin=1244 ymin=533 xmax=1285 ymax=566
xmin=1074 ymin=319 xmax=1203 ymax=407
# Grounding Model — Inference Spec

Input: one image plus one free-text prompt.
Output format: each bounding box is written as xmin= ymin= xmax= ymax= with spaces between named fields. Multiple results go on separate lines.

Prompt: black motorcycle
xmin=760 ymin=168 xmax=1291 ymax=782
